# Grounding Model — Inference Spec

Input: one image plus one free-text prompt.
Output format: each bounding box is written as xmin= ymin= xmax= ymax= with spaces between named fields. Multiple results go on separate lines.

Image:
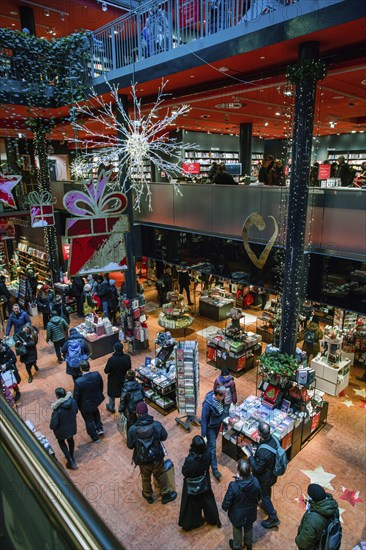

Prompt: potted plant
xmin=259 ymin=351 xmax=298 ymax=385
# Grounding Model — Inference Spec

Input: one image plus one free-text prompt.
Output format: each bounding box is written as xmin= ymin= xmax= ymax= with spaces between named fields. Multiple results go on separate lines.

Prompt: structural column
xmin=279 ymin=41 xmax=321 ymax=355
xmin=117 ymin=96 xmax=136 ymax=299
xmin=239 ymin=122 xmax=252 ymax=177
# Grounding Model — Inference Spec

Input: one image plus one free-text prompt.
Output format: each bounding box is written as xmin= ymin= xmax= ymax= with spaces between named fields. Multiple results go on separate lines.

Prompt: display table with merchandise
xmin=74 ymin=320 xmax=119 ymax=359
xmin=207 ymin=331 xmax=262 ymax=373
xmin=136 ymin=361 xmax=176 ymax=415
xmin=158 ymin=292 xmax=193 ymax=335
xmin=311 ymin=356 xmax=350 ymax=396
xmin=199 ymin=294 xmax=235 ymax=321
xmin=222 ymin=393 xmax=328 ymax=462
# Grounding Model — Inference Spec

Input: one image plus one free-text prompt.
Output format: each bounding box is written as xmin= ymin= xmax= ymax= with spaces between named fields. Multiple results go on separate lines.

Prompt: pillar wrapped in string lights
xmin=279 ymin=43 xmax=327 ymax=356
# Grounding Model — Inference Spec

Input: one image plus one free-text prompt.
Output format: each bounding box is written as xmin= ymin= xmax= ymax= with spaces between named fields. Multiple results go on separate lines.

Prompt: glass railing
xmin=0 ymin=393 xmax=124 ymax=550
xmin=92 ymin=0 xmax=284 ymax=77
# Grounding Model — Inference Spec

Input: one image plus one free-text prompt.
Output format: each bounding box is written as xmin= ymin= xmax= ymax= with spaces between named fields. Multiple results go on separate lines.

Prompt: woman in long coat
xmin=14 ymin=323 xmax=39 ymax=383
xmin=178 ymin=435 xmax=221 ymax=531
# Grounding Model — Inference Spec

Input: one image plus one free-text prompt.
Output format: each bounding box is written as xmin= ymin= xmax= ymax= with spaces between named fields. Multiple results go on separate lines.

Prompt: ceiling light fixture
xmin=45 ymin=9 xmax=50 ymax=16
xmin=102 ymin=2 xmax=108 ymax=11
xmin=21 ymin=1 xmax=69 ymax=19
xmin=275 ymin=111 xmax=281 ymax=116
xmin=218 ymin=66 xmax=229 ymax=72
xmin=264 ymin=122 xmax=269 ymax=127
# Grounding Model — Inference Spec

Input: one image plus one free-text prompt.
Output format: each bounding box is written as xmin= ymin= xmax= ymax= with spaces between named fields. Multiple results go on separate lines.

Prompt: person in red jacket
xmin=214 ymin=368 xmax=237 ymax=416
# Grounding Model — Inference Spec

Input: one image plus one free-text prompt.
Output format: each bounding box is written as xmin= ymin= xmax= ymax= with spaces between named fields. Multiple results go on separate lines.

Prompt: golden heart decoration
xmin=242 ymin=212 xmax=279 ymax=270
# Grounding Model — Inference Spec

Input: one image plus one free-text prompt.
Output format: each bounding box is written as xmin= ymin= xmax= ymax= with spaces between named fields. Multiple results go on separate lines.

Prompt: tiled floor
xmin=11 ymin=287 xmax=366 ymax=549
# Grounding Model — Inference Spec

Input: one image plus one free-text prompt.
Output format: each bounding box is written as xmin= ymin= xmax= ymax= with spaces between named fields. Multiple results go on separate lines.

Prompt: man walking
xmin=127 ymin=402 xmax=177 ymax=505
xmin=222 ymin=460 xmax=261 ymax=550
xmin=73 ymin=360 xmax=105 ymax=443
xmin=5 ymin=304 xmax=30 ymax=337
xmin=201 ymin=386 xmax=226 ymax=480
xmin=104 ymin=342 xmax=131 ymax=413
xmin=46 ymin=310 xmax=69 ymax=364
xmin=247 ymin=421 xmax=281 ymax=528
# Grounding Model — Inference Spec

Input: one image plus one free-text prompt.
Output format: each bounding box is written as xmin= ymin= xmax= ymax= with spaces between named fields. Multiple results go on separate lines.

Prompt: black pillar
xmin=19 ymin=6 xmax=36 ymax=36
xmin=279 ymin=41 xmax=320 ymax=356
xmin=116 ymin=97 xmax=136 ymax=299
xmin=239 ymin=123 xmax=252 ymax=176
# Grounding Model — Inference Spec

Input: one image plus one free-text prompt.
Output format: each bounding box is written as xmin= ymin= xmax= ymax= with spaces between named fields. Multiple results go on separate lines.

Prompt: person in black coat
xmin=0 ymin=275 xmax=12 ymax=318
xmin=71 ymin=276 xmax=85 ymax=317
xmin=96 ymin=275 xmax=110 ymax=318
xmin=247 ymin=421 xmax=280 ymax=529
xmin=108 ymin=279 xmax=120 ymax=325
xmin=14 ymin=323 xmax=39 ymax=383
xmin=177 ymin=265 xmax=193 ymax=305
xmin=37 ymin=285 xmax=55 ymax=329
xmin=61 ymin=328 xmax=90 ymax=380
xmin=50 ymin=387 xmax=78 ymax=470
xmin=119 ymin=370 xmax=145 ymax=429
xmin=73 ymin=360 xmax=104 ymax=443
xmin=0 ymin=341 xmax=21 ymax=402
xmin=104 ymin=342 xmax=131 ymax=413
xmin=214 ymin=163 xmax=237 ymax=185
xmin=222 ymin=460 xmax=261 ymax=550
xmin=179 ymin=435 xmax=221 ymax=531
xmin=54 ymin=294 xmax=71 ymax=325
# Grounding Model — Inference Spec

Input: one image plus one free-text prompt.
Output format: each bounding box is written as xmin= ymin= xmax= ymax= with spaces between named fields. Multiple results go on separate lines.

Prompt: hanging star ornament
xmin=69 ymin=80 xmax=196 ymax=210
xmin=353 ymin=388 xmax=366 ymax=398
xmin=300 ymin=465 xmax=336 ymax=490
xmin=0 ymin=174 xmax=22 ymax=209
xmin=339 ymin=487 xmax=364 ymax=507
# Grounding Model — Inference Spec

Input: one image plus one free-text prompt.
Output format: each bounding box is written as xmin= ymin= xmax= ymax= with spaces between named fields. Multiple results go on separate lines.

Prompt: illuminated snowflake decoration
xmin=69 ymin=80 xmax=195 ymax=210
xmin=70 ymin=157 xmax=92 ymax=181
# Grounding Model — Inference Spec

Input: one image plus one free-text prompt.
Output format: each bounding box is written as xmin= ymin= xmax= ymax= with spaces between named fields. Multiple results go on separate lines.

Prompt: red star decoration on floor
xmin=339 ymin=487 xmax=364 ymax=507
xmin=360 ymin=400 xmax=366 ymax=410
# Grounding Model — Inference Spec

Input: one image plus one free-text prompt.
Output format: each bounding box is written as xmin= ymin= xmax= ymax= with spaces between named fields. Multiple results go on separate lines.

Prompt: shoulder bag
xmin=186 ymin=473 xmax=209 ymax=496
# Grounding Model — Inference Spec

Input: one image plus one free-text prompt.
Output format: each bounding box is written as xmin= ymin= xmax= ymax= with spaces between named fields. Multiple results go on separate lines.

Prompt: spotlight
xmin=102 ymin=2 xmax=108 ymax=11
xmin=45 ymin=9 xmax=50 ymax=16
xmin=60 ymin=13 xmax=65 ymax=21
xmin=264 ymin=122 xmax=269 ymax=127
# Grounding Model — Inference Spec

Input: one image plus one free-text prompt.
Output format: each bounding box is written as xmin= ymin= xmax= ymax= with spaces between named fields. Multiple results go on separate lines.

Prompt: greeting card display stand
xmin=175 ymin=341 xmax=201 ymax=432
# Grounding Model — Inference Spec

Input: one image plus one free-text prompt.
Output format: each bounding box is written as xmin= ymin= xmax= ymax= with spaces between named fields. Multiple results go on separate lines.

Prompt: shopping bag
xmin=164 ymin=459 xmax=176 ymax=493
xmin=116 ymin=413 xmax=127 ymax=439
xmin=27 ymin=302 xmax=38 ymax=316
xmin=1 ymin=370 xmax=17 ymax=388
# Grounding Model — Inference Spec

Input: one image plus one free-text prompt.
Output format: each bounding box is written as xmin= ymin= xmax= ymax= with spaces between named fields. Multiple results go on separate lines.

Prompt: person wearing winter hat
xmin=81 ymin=283 xmax=98 ymax=316
xmin=104 ymin=342 xmax=131 ymax=413
xmin=37 ymin=284 xmax=55 ymax=329
xmin=50 ymin=387 xmax=79 ymax=470
xmin=127 ymin=402 xmax=177 ymax=505
xmin=222 ymin=460 xmax=261 ymax=550
xmin=61 ymin=328 xmax=90 ymax=380
xmin=214 ymin=368 xmax=237 ymax=417
xmin=119 ymin=369 xmax=145 ymax=429
xmin=295 ymin=484 xmax=340 ymax=549
xmin=201 ymin=386 xmax=226 ymax=480
xmin=108 ymin=279 xmax=120 ymax=325
xmin=46 ymin=310 xmax=69 ymax=364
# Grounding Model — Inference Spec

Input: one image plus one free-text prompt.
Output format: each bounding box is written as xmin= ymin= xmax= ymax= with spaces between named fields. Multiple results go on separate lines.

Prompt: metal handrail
xmin=0 ymin=393 xmax=124 ymax=550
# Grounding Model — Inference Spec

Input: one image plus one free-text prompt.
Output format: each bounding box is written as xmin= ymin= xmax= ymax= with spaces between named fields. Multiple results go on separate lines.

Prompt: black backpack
xmin=318 ymin=512 xmax=342 ymax=550
xmin=134 ymin=424 xmax=161 ymax=465
xmin=127 ymin=387 xmax=145 ymax=414
xmin=304 ymin=329 xmax=316 ymax=344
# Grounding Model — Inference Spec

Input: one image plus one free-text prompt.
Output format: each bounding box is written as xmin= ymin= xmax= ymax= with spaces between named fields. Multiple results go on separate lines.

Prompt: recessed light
xmin=275 ymin=112 xmax=281 ymax=116
xmin=10 ymin=11 xmax=18 ymax=15
xmin=351 ymin=130 xmax=356 ymax=133
xmin=260 ymin=56 xmax=265 ymax=60
xmin=361 ymin=79 xmax=366 ymax=85
xmin=264 ymin=122 xmax=269 ymax=127
xmin=11 ymin=23 xmax=15 ymax=26
xmin=332 ymin=95 xmax=344 ymax=99
xmin=359 ymin=130 xmax=365 ymax=133
xmin=190 ymin=75 xmax=195 ymax=78
xmin=218 ymin=66 xmax=229 ymax=72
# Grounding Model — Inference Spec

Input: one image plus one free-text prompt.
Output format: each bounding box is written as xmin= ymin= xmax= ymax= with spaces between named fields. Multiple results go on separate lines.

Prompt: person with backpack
xmin=61 ymin=328 xmax=90 ymax=381
xmin=295 ymin=484 xmax=341 ymax=550
xmin=246 ymin=421 xmax=282 ymax=529
xmin=126 ymin=401 xmax=177 ymax=505
xmin=104 ymin=342 xmax=131 ymax=413
xmin=201 ymin=386 xmax=227 ymax=481
xmin=46 ymin=310 xmax=69 ymax=364
xmin=213 ymin=368 xmax=237 ymax=417
xmin=14 ymin=323 xmax=39 ymax=384
xmin=302 ymin=316 xmax=323 ymax=363
xmin=119 ymin=370 xmax=145 ymax=429
xmin=222 ymin=460 xmax=262 ymax=550
xmin=73 ymin=360 xmax=105 ymax=443
xmin=50 ymin=387 xmax=79 ymax=470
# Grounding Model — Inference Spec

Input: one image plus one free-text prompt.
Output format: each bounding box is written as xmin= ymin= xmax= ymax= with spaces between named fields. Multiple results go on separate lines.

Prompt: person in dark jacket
xmin=214 ymin=163 xmax=237 ymax=185
xmin=119 ymin=370 xmax=145 ymax=429
xmin=50 ymin=387 xmax=78 ymax=470
xmin=104 ymin=342 xmax=131 ymax=413
xmin=177 ymin=265 xmax=193 ymax=305
xmin=179 ymin=435 xmax=221 ymax=531
xmin=158 ymin=267 xmax=173 ymax=307
xmin=127 ymin=402 xmax=177 ymax=505
xmin=61 ymin=328 xmax=90 ymax=380
xmin=96 ymin=275 xmax=110 ymax=318
xmin=54 ymin=294 xmax=71 ymax=325
xmin=71 ymin=276 xmax=85 ymax=317
xmin=46 ymin=311 xmax=69 ymax=364
xmin=222 ymin=460 xmax=261 ymax=550
xmin=37 ymin=285 xmax=55 ymax=329
xmin=213 ymin=368 xmax=237 ymax=417
xmin=302 ymin=316 xmax=324 ymax=363
xmin=73 ymin=360 xmax=104 ymax=443
xmin=14 ymin=323 xmax=39 ymax=383
xmin=0 ymin=341 xmax=21 ymax=402
xmin=247 ymin=421 xmax=280 ymax=528
xmin=273 ymin=159 xmax=286 ymax=186
xmin=295 ymin=484 xmax=340 ymax=550
xmin=0 ymin=275 xmax=12 ymax=318
xmin=5 ymin=304 xmax=30 ymax=337
xmin=108 ymin=279 xmax=120 ymax=325
xmin=201 ymin=387 xmax=226 ymax=480
xmin=207 ymin=161 xmax=218 ymax=182
xmin=336 ymin=155 xmax=351 ymax=186
xmin=258 ymin=156 xmax=275 ymax=185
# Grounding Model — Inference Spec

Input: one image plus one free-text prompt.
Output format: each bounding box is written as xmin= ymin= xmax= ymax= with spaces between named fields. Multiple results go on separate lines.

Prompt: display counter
xmin=136 ymin=363 xmax=176 ymax=415
xmin=311 ymin=356 xmax=350 ymax=396
xmin=75 ymin=319 xmax=119 ymax=359
xmin=207 ymin=331 xmax=262 ymax=373
xmin=199 ymin=296 xmax=235 ymax=321
xmin=85 ymin=331 xmax=119 ymax=359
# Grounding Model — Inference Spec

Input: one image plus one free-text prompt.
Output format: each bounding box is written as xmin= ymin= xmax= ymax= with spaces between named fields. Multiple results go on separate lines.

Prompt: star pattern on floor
xmin=359 ymin=399 xmax=366 ymax=410
xmin=338 ymin=507 xmax=346 ymax=524
xmin=300 ymin=465 xmax=336 ymax=490
xmin=339 ymin=487 xmax=364 ymax=507
xmin=341 ymin=399 xmax=354 ymax=408
xmin=353 ymin=388 xmax=366 ymax=398
xmin=294 ymin=496 xmax=307 ymax=510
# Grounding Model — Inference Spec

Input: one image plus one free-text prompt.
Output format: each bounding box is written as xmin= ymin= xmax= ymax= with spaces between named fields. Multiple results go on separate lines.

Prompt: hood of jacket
xmin=218 ymin=374 xmax=233 ymax=385
xmin=67 ymin=332 xmax=86 ymax=342
xmin=51 ymin=391 xmax=73 ymax=410
xmin=234 ymin=476 xmax=260 ymax=498
xmin=309 ymin=494 xmax=338 ymax=519
xmin=49 ymin=316 xmax=63 ymax=326
xmin=204 ymin=390 xmax=223 ymax=412
xmin=125 ymin=380 xmax=141 ymax=392
xmin=307 ymin=321 xmax=320 ymax=331
xmin=135 ymin=413 xmax=154 ymax=426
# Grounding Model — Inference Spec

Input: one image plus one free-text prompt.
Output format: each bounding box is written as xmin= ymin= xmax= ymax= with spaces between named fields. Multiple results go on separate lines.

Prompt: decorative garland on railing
xmin=286 ymin=60 xmax=327 ymax=84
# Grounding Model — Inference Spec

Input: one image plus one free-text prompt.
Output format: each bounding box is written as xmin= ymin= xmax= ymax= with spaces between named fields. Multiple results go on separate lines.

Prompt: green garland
xmin=259 ymin=351 xmax=298 ymax=378
xmin=286 ymin=60 xmax=327 ymax=84
xmin=0 ymin=29 xmax=92 ymax=106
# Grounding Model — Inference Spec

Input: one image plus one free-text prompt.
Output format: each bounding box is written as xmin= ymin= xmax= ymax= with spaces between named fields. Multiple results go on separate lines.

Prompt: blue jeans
xmin=102 ymin=300 xmax=109 ymax=317
xmin=261 ymin=485 xmax=277 ymax=519
xmin=207 ymin=426 xmax=220 ymax=473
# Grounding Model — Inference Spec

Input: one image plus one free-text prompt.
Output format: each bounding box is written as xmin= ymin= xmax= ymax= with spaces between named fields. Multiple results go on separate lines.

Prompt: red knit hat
xmin=136 ymin=402 xmax=148 ymax=415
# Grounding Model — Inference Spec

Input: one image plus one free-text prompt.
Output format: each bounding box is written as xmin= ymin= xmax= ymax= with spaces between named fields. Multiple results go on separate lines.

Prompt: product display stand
xmin=175 ymin=341 xmax=201 ymax=432
xmin=158 ymin=292 xmax=193 ymax=336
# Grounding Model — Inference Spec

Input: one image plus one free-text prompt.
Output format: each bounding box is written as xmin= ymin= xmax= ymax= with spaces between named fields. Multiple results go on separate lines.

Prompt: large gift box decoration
xmin=26 ymin=190 xmax=56 ymax=228
xmin=63 ymin=171 xmax=129 ymax=276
